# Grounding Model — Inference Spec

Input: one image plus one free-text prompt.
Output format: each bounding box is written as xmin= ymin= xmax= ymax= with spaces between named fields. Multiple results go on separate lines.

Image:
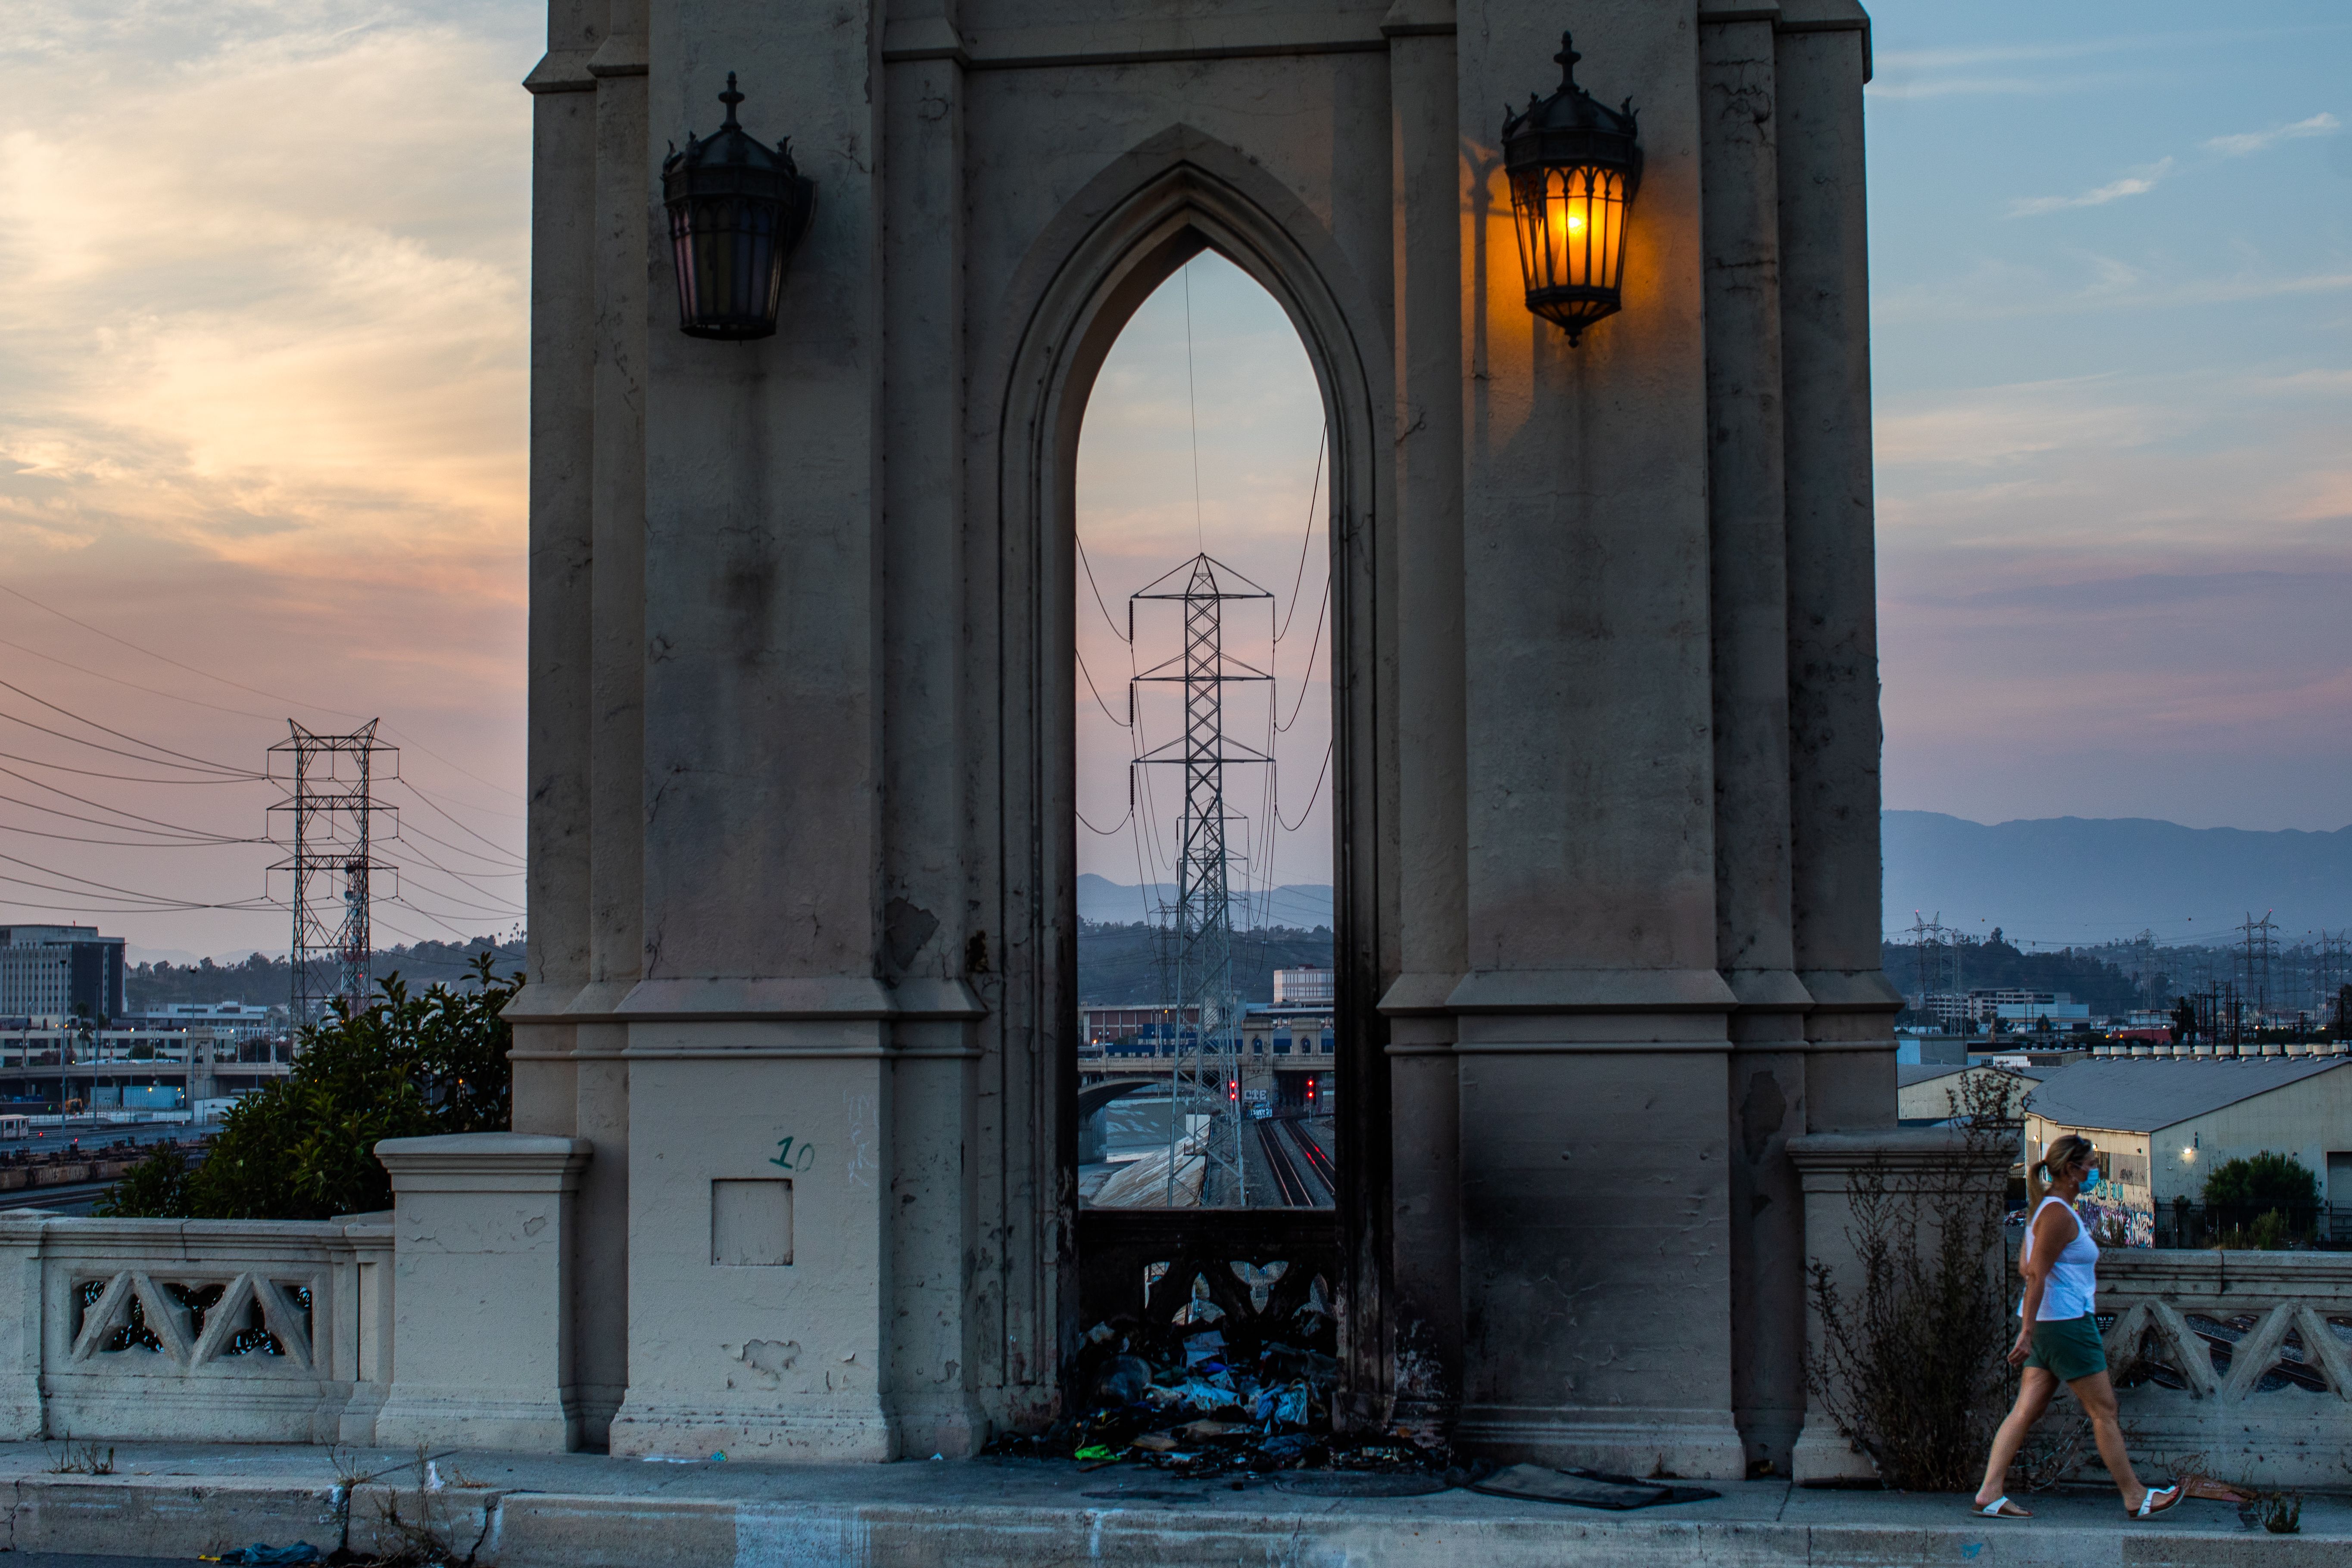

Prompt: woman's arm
xmin=2009 ymin=1206 xmax=2064 ymax=1365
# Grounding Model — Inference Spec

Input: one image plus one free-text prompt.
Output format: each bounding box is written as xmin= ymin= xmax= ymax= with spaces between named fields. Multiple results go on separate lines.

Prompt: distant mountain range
xmin=1079 ymin=874 xmax=1333 ymax=929
xmin=1884 ymin=811 xmax=2352 ymax=947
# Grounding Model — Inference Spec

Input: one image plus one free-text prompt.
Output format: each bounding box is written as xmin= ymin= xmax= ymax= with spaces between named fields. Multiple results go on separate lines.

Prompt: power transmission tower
xmin=1131 ymin=555 xmax=1271 ymax=1207
xmin=1905 ymin=913 xmax=1935 ymax=1001
xmin=269 ymin=721 xmax=398 ymax=1036
xmin=2237 ymin=910 xmax=2278 ymax=1027
xmin=2316 ymin=931 xmax=2347 ymax=1032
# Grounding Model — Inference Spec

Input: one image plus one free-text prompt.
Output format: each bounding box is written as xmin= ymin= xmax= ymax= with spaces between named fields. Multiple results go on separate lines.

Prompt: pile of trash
xmin=984 ymin=1289 xmax=1455 ymax=1480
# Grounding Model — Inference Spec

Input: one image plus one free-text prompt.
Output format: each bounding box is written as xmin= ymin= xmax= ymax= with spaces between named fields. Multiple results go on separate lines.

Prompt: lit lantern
xmin=661 ymin=74 xmax=817 ymax=341
xmin=1501 ymin=32 xmax=1643 ymax=344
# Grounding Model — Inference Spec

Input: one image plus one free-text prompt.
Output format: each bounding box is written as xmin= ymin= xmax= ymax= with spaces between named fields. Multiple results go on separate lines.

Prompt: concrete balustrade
xmin=0 ymin=1210 xmax=391 ymax=1444
xmin=2082 ymin=1249 xmax=2352 ymax=1488
xmin=0 ymin=1133 xmax=590 ymax=1450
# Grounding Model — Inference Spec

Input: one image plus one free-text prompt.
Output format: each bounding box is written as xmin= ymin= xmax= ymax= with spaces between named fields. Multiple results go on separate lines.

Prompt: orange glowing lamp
xmin=1502 ymin=32 xmax=1643 ymax=345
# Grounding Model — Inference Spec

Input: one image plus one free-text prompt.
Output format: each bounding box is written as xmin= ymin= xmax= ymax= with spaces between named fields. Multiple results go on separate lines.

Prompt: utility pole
xmin=269 ymin=722 xmax=398 ymax=1036
xmin=1132 ymin=555 xmax=1270 ymax=1207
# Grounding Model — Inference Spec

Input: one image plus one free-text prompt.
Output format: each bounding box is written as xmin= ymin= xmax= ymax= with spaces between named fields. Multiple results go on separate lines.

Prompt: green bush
xmin=2201 ymin=1152 xmax=2318 ymax=1210
xmin=98 ymin=955 xmax=517 ymax=1222
xmin=92 ymin=1144 xmax=193 ymax=1219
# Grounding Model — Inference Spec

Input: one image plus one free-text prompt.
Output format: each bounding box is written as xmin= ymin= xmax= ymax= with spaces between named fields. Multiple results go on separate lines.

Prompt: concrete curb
xmin=3 ymin=1472 xmax=2346 ymax=1567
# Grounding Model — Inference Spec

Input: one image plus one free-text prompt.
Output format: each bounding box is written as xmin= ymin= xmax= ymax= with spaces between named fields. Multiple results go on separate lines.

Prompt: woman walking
xmin=1971 ymin=1133 xmax=2180 ymax=1520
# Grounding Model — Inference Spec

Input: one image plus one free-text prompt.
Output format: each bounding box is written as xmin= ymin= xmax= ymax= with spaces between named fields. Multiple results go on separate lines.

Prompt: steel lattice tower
xmin=269 ymin=721 xmax=398 ymax=1033
xmin=1132 ymin=554 xmax=1271 ymax=1206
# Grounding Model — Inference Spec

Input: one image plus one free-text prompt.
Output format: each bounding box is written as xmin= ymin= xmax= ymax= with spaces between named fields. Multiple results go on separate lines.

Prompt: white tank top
xmin=2018 ymin=1194 xmax=2099 ymax=1320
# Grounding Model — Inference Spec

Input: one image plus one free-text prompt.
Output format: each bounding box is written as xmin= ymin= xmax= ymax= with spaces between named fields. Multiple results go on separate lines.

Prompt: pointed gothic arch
xmin=974 ymin=126 xmax=1397 ymax=1404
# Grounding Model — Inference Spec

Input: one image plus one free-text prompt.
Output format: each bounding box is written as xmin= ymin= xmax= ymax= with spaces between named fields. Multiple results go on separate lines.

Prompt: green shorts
xmin=2024 ymin=1313 xmax=2108 ymax=1382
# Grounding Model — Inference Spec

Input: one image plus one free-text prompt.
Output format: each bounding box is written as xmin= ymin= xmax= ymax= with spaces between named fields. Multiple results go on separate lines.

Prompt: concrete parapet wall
xmin=0 ymin=1133 xmax=594 ymax=1451
xmin=0 ymin=1213 xmax=391 ymax=1445
xmin=2071 ymin=1249 xmax=2352 ymax=1490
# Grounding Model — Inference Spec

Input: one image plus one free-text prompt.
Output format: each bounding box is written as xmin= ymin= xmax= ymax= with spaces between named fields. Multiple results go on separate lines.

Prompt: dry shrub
xmin=1805 ymin=1069 xmax=2024 ymax=1491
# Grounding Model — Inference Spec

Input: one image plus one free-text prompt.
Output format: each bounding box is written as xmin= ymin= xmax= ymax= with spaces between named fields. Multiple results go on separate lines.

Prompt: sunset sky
xmin=0 ymin=0 xmax=2344 ymax=958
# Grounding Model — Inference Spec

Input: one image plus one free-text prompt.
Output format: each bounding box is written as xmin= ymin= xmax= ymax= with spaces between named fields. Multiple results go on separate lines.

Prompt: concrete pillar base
xmin=374 ymin=1133 xmax=593 ymax=1454
xmin=1790 ymin=1415 xmax=1878 ymax=1485
xmin=607 ymin=1405 xmax=898 ymax=1464
xmin=1454 ymin=1410 xmax=1747 ymax=1482
xmin=618 ymin=1004 xmax=903 ymax=1464
xmin=374 ymin=1391 xmax=586 ymax=1456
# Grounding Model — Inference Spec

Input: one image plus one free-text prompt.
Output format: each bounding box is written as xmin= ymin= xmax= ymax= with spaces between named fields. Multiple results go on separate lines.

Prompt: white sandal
xmin=1974 ymin=1495 xmax=2030 ymax=1518
xmin=2133 ymin=1485 xmax=2181 ymax=1518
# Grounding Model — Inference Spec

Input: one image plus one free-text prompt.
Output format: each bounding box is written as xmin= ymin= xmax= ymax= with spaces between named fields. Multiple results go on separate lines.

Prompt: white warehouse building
xmin=2023 ymin=1056 xmax=2352 ymax=1246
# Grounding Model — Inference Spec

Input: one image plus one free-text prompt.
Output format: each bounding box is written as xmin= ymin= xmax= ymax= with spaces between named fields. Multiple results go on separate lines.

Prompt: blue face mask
xmin=2083 ymin=1166 xmax=2101 ymax=1188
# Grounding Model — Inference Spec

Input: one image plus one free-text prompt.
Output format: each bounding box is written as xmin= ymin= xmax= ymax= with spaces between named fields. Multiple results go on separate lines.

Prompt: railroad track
xmin=0 ymin=1178 xmax=114 ymax=1213
xmin=1280 ymin=1119 xmax=1335 ymax=1190
xmin=1253 ymin=1118 xmax=1315 ymax=1206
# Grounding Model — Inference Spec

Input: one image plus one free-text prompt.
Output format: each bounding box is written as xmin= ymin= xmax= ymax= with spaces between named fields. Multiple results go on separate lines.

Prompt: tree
xmin=2200 ymin=1151 xmax=2317 ymax=1211
xmin=2170 ymin=995 xmax=2196 ymax=1046
xmin=97 ymin=954 xmax=517 ymax=1222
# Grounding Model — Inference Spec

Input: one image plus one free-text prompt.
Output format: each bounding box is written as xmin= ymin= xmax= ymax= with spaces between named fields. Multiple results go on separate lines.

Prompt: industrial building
xmin=119 ymin=1001 xmax=284 ymax=1050
xmin=1271 ymin=966 xmax=1334 ymax=1006
xmin=1896 ymin=1062 xmax=2041 ymax=1125
xmin=0 ymin=926 xmax=125 ymax=1021
xmin=2024 ymin=1056 xmax=2352 ymax=1244
xmin=1916 ymin=988 xmax=2093 ymax=1029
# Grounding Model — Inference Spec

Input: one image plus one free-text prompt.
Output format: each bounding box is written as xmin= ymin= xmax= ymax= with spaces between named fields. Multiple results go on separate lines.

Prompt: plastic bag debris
xmin=204 ymin=1546 xmax=322 ymax=1565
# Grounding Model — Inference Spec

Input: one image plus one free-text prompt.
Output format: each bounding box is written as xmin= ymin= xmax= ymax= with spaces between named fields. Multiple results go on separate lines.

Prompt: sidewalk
xmin=3 ymin=1441 xmax=2343 ymax=1566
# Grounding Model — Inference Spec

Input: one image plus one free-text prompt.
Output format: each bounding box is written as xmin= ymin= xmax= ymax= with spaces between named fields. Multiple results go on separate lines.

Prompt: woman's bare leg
xmin=1975 ymin=1368 xmax=2058 ymax=1506
xmin=2069 ymin=1371 xmax=2154 ymax=1508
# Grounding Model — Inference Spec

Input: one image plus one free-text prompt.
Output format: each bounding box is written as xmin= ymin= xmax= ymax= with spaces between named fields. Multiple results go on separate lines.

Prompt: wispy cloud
xmin=2008 ymin=159 xmax=2172 ymax=217
xmin=2204 ymin=112 xmax=2342 ymax=157
xmin=0 ymin=0 xmax=539 ymax=954
xmin=1868 ymin=73 xmax=2146 ymax=103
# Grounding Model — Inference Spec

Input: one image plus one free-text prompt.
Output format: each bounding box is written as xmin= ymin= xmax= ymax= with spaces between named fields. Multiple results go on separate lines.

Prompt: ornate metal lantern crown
xmin=661 ymin=75 xmax=817 ymax=341
xmin=1501 ymin=33 xmax=1644 ymax=344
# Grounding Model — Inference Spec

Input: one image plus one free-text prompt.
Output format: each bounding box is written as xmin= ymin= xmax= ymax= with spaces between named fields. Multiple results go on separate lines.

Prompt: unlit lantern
xmin=662 ymin=75 xmax=817 ymax=341
xmin=1502 ymin=33 xmax=1642 ymax=345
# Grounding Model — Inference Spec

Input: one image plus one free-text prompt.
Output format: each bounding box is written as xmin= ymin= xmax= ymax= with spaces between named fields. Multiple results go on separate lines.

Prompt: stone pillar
xmin=515 ymin=0 xmax=634 ymax=1451
xmin=1699 ymin=3 xmax=1809 ymax=1477
xmin=1777 ymin=3 xmax=1902 ymax=1130
xmin=373 ymin=1135 xmax=591 ymax=1453
xmin=879 ymin=0 xmax=989 ymax=1461
xmin=1379 ymin=0 xmax=1468 ymax=1433
xmin=608 ymin=0 xmax=901 ymax=1462
xmin=511 ymin=0 xmax=601 ymax=1128
xmin=550 ymin=0 xmax=653 ymax=1449
xmin=1451 ymin=1 xmax=1742 ymax=1479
